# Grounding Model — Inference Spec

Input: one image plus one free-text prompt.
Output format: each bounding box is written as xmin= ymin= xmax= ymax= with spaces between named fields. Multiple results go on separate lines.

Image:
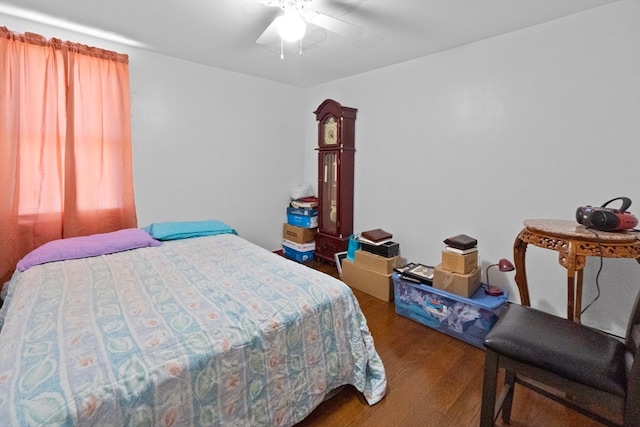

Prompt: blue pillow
xmin=143 ymin=220 xmax=237 ymax=241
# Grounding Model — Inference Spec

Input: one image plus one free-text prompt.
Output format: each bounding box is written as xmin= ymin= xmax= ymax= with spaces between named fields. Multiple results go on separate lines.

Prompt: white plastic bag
xmin=290 ymin=184 xmax=314 ymax=200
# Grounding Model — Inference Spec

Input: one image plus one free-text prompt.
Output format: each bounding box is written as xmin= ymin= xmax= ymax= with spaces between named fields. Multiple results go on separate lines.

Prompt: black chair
xmin=480 ymin=288 xmax=640 ymax=427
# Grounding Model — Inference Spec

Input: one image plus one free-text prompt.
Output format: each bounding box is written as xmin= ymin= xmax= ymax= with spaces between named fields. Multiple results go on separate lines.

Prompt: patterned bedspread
xmin=0 ymin=234 xmax=386 ymax=426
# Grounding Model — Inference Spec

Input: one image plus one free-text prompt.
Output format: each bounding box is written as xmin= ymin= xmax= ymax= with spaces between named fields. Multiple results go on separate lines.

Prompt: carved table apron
xmin=513 ymin=219 xmax=640 ymax=323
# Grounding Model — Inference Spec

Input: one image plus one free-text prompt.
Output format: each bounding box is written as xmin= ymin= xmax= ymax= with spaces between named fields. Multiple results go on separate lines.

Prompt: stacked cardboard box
xmin=433 ymin=237 xmax=481 ymax=297
xmin=282 ymin=206 xmax=317 ymax=262
xmin=341 ymin=229 xmax=402 ymax=302
xmin=341 ymin=250 xmax=401 ymax=302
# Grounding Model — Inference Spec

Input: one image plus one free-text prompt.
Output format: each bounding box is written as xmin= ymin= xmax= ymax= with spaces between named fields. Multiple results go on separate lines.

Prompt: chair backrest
xmin=624 ymin=284 xmax=640 ymax=426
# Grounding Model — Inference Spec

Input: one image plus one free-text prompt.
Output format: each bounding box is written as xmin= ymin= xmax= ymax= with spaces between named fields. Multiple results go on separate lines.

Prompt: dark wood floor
xmin=295 ymin=261 xmax=605 ymax=427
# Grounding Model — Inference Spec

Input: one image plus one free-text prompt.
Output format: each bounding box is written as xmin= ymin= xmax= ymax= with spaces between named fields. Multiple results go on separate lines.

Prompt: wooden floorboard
xmin=295 ymin=260 xmax=606 ymax=427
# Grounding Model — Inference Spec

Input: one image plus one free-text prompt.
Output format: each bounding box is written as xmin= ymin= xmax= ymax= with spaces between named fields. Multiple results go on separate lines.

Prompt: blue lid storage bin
xmin=393 ymin=273 xmax=509 ymax=349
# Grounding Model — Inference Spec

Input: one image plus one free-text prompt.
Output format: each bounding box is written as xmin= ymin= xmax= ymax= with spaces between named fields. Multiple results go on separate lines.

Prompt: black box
xmin=360 ymin=241 xmax=399 ymax=258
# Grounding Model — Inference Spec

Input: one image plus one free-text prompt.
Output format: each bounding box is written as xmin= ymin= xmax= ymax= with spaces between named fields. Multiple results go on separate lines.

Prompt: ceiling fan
xmin=256 ymin=0 xmax=363 ymax=54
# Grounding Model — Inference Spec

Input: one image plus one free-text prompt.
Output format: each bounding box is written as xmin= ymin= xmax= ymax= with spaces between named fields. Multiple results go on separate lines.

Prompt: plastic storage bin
xmin=393 ymin=273 xmax=508 ymax=349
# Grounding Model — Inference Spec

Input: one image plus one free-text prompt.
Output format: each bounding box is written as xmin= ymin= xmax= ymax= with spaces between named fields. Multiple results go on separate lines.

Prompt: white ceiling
xmin=0 ymin=0 xmax=617 ymax=88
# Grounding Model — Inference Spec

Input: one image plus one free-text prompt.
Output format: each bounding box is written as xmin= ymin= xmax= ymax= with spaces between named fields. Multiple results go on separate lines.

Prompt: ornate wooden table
xmin=513 ymin=219 xmax=640 ymax=323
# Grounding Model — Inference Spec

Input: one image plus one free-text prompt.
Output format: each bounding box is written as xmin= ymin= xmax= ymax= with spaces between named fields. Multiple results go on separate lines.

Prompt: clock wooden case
xmin=313 ymin=99 xmax=357 ymax=264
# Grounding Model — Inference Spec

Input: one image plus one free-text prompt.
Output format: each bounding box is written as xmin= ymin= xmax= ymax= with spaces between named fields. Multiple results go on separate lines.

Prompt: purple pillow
xmin=17 ymin=228 xmax=162 ymax=271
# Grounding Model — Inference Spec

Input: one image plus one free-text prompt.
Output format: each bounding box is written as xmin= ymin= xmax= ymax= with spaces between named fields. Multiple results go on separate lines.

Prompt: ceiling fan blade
xmin=256 ymin=17 xmax=280 ymax=44
xmin=304 ymin=10 xmax=363 ymax=39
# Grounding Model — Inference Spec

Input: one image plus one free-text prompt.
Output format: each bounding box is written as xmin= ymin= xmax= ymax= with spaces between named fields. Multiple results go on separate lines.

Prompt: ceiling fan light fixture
xmin=276 ymin=11 xmax=306 ymax=42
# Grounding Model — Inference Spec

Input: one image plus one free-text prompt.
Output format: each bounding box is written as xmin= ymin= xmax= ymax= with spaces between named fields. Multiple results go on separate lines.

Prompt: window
xmin=1 ymin=28 xmax=137 ymax=285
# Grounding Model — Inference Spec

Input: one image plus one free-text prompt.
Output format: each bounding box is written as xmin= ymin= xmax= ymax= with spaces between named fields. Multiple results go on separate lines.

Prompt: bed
xmin=0 ymin=222 xmax=386 ymax=426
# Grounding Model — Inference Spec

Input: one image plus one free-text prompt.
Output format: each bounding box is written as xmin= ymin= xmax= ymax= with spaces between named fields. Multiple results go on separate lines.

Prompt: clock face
xmin=324 ymin=118 xmax=338 ymax=145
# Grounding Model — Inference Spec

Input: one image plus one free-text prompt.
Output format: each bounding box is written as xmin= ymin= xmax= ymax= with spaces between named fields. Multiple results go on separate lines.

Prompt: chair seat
xmin=484 ymin=303 xmax=628 ymax=396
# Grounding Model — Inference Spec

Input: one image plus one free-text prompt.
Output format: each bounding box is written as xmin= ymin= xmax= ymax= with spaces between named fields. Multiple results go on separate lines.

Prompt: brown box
xmin=432 ymin=264 xmax=481 ymax=298
xmin=441 ymin=250 xmax=478 ymax=274
xmin=282 ymin=223 xmax=316 ymax=244
xmin=341 ymin=259 xmax=393 ymax=302
xmin=354 ymin=250 xmax=400 ymax=274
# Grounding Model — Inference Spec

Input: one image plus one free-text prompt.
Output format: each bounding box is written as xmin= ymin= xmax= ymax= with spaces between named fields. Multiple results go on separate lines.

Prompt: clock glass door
xmin=321 ymin=151 xmax=338 ymax=235
xmin=324 ymin=117 xmax=337 ymax=146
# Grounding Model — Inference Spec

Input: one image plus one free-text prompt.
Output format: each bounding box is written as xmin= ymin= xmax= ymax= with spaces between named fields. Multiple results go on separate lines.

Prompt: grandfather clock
xmin=314 ymin=99 xmax=357 ymax=264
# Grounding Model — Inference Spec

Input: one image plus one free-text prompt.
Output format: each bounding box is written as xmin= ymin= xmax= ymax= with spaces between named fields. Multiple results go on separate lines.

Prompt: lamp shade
xmin=276 ymin=12 xmax=306 ymax=42
xmin=497 ymin=258 xmax=515 ymax=272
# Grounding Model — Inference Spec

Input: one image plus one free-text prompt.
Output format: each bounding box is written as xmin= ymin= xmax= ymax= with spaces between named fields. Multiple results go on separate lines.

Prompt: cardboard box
xmin=441 ymin=250 xmax=478 ymax=274
xmin=287 ymin=213 xmax=318 ymax=228
xmin=341 ymin=259 xmax=393 ymax=302
xmin=282 ymin=245 xmax=314 ymax=263
xmin=283 ymin=223 xmax=316 ymax=244
xmin=432 ymin=264 xmax=481 ymax=297
xmin=393 ymin=273 xmax=508 ymax=349
xmin=354 ymin=250 xmax=400 ymax=274
xmin=282 ymin=239 xmax=315 ymax=252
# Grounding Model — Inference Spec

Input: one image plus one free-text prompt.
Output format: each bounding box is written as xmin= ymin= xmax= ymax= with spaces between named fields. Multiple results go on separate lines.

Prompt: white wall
xmin=128 ymin=50 xmax=305 ymax=250
xmin=304 ymin=0 xmax=640 ymax=335
xmin=2 ymin=15 xmax=306 ymax=251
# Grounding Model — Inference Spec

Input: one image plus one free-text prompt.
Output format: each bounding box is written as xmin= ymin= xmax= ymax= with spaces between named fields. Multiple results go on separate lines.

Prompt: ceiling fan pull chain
xmin=280 ymin=37 xmax=284 ymax=59
xmin=299 ymin=39 xmax=303 ymax=56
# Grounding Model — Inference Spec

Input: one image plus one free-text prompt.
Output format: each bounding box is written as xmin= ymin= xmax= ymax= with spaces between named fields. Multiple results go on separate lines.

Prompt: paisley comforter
xmin=0 ymin=234 xmax=386 ymax=426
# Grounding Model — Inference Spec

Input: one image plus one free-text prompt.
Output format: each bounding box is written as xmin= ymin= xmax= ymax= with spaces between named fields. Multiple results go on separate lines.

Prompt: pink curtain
xmin=0 ymin=27 xmax=137 ymax=286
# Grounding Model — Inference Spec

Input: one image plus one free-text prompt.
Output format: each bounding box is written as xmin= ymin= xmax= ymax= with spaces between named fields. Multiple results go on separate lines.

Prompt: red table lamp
xmin=484 ymin=258 xmax=515 ymax=296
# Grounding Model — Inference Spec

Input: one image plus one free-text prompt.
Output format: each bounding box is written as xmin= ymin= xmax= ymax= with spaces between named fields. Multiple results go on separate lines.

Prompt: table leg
xmin=574 ymin=268 xmax=584 ymax=323
xmin=564 ymin=241 xmax=579 ymax=323
xmin=513 ymin=231 xmax=530 ymax=306
xmin=566 ymin=268 xmax=575 ymax=323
